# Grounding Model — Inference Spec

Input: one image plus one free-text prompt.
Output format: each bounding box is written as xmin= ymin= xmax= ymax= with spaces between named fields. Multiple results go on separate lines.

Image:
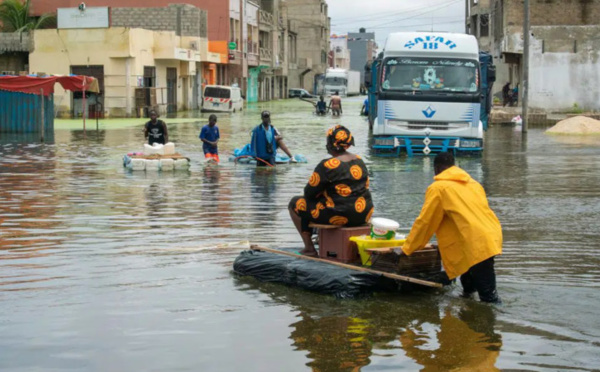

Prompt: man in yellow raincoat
xmin=402 ymin=152 xmax=502 ymax=303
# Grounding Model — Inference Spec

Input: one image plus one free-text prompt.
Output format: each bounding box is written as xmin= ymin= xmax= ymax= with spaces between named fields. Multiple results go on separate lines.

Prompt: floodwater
xmin=1 ymin=98 xmax=599 ymax=371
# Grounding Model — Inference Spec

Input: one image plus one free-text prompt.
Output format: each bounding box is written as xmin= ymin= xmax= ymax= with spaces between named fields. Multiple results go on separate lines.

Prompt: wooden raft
xmin=369 ymin=246 xmax=441 ymax=277
xmin=308 ymin=223 xmax=442 ymax=280
xmin=250 ymin=244 xmax=443 ymax=288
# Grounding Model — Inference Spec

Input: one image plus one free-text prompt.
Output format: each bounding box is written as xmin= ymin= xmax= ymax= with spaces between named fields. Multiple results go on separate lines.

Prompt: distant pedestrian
xmin=511 ymin=85 xmax=519 ymax=106
xmin=144 ymin=110 xmax=168 ymax=145
xmin=315 ymin=95 xmax=327 ymax=116
xmin=361 ymin=97 xmax=369 ymax=116
xmin=329 ymin=91 xmax=343 ymax=117
xmin=199 ymin=114 xmax=220 ymax=163
xmin=502 ymin=82 xmax=511 ymax=107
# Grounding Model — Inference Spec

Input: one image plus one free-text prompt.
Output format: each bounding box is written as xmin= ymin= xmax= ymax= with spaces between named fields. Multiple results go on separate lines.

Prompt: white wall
xmin=528 ymin=27 xmax=600 ymax=111
xmin=246 ymin=1 xmax=258 ymax=26
xmin=230 ymin=0 xmax=240 ymax=19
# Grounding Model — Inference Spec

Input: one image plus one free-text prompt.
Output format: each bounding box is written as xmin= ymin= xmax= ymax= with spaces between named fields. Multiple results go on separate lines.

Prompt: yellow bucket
xmin=349 ymin=235 xmax=406 ymax=266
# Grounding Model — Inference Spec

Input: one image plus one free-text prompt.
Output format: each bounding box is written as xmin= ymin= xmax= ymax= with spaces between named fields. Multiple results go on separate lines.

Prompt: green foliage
xmin=567 ymin=102 xmax=584 ymax=114
xmin=0 ymin=0 xmax=55 ymax=32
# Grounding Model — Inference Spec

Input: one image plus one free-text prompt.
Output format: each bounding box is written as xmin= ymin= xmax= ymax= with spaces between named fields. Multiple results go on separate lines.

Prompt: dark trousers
xmin=256 ymin=157 xmax=275 ymax=166
xmin=460 ymin=256 xmax=501 ymax=303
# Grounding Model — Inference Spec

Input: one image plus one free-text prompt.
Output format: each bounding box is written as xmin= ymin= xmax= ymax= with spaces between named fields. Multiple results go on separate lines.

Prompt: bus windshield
xmin=381 ymin=57 xmax=479 ymax=93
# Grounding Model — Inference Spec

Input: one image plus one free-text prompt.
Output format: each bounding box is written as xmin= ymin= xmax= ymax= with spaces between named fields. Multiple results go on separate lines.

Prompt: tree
xmin=0 ymin=0 xmax=55 ymax=32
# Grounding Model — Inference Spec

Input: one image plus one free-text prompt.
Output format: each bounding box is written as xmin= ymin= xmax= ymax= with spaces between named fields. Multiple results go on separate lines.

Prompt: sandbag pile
xmin=546 ymin=116 xmax=600 ymax=135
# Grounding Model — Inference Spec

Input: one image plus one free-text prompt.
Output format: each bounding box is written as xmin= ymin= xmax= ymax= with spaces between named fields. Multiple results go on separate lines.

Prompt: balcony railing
xmin=259 ymin=10 xmax=274 ymax=26
xmin=260 ymin=47 xmax=272 ymax=63
xmin=248 ymin=53 xmax=259 ymax=66
xmin=247 ymin=40 xmax=258 ymax=54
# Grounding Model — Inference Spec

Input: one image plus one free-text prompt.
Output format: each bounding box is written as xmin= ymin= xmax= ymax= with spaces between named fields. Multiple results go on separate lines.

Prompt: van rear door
xmin=204 ymin=87 xmax=231 ymax=110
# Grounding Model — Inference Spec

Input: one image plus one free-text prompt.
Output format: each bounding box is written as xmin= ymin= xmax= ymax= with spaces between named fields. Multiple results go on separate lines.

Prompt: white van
xmin=201 ymin=85 xmax=244 ymax=113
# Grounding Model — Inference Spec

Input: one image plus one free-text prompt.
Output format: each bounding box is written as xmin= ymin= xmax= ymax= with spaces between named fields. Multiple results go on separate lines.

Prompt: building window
xmin=144 ymin=66 xmax=156 ymax=87
xmin=480 ymin=14 xmax=489 ymax=37
xmin=321 ymin=50 xmax=327 ymax=64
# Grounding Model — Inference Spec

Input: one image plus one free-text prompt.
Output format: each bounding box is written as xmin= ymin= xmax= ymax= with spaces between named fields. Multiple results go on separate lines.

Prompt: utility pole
xmin=465 ymin=0 xmax=469 ymax=33
xmin=522 ymin=0 xmax=530 ymax=133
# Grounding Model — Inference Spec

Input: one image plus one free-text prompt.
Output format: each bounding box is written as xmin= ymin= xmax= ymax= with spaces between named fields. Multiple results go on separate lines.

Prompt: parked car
xmin=201 ymin=85 xmax=244 ymax=113
xmin=288 ymin=88 xmax=316 ymax=98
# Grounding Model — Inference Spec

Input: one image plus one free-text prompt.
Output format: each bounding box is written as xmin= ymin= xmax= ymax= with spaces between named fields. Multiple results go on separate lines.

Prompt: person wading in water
xmin=143 ymin=110 xmax=168 ymax=145
xmin=329 ymin=91 xmax=343 ymax=117
xmin=401 ymin=152 xmax=503 ymax=303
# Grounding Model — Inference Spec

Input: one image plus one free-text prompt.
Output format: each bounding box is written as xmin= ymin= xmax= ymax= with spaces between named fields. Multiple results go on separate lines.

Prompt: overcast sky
xmin=327 ymin=0 xmax=466 ymax=48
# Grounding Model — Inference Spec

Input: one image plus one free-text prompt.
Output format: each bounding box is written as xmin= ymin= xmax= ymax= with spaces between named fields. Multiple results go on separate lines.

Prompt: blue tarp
xmin=229 ymin=144 xmax=307 ymax=164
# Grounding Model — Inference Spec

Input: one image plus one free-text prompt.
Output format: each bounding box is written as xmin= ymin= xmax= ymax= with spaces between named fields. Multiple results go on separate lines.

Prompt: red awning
xmin=0 ymin=75 xmax=100 ymax=96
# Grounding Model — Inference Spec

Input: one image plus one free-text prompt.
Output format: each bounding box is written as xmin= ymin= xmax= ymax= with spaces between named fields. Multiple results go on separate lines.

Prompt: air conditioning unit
xmin=190 ymin=41 xmax=199 ymax=51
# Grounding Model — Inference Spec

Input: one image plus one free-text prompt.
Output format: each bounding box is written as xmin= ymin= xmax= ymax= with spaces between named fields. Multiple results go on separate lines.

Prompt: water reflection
xmin=0 ymin=143 xmax=62 ymax=253
xmin=400 ymin=306 xmax=501 ymax=372
xmin=201 ymin=165 xmax=222 ymax=213
xmin=145 ymin=182 xmax=168 ymax=220
xmin=238 ymin=278 xmax=502 ymax=371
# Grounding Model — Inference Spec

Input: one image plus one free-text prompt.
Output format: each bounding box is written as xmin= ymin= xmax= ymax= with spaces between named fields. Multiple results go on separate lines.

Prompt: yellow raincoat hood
xmin=402 ymin=166 xmax=502 ymax=279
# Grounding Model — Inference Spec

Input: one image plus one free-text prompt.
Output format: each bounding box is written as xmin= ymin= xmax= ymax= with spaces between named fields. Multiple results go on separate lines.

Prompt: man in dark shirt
xmin=199 ymin=114 xmax=220 ymax=162
xmin=315 ymin=96 xmax=327 ymax=115
xmin=144 ymin=110 xmax=168 ymax=145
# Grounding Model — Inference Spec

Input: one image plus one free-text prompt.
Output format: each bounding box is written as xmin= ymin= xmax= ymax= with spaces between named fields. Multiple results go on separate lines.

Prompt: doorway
xmin=70 ymin=65 xmax=104 ymax=118
xmin=166 ymin=67 xmax=177 ymax=114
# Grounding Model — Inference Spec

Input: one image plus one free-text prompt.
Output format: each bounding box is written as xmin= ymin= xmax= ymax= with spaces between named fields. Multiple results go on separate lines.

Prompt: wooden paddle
xmin=250 ymin=245 xmax=443 ymax=288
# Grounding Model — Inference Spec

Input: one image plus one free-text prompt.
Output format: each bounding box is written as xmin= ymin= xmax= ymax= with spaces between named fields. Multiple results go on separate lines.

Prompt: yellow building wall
xmin=30 ymin=27 xmax=206 ymax=117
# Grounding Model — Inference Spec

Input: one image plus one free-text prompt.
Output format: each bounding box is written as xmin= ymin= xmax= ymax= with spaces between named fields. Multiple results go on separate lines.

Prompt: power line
xmin=331 ymin=0 xmax=454 ymax=25
xmin=368 ymin=0 xmax=463 ymax=29
xmin=368 ymin=19 xmax=464 ymax=30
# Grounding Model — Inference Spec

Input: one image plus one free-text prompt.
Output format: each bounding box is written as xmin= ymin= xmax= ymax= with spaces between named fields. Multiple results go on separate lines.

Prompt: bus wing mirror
xmin=488 ymin=66 xmax=496 ymax=83
xmin=364 ymin=63 xmax=372 ymax=88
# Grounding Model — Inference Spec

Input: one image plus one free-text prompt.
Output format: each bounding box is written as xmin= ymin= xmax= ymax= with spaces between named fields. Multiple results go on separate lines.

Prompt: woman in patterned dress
xmin=289 ymin=125 xmax=374 ymax=256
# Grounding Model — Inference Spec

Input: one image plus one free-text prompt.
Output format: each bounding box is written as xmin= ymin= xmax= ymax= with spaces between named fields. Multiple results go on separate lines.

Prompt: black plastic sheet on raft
xmin=233 ymin=250 xmax=402 ymax=299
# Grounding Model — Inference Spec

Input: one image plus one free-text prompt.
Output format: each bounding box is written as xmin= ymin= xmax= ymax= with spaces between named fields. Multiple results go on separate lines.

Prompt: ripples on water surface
xmin=1 ymin=99 xmax=599 ymax=371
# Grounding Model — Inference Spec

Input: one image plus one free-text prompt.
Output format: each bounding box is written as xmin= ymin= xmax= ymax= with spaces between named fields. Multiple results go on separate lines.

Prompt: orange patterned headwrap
xmin=326 ymin=125 xmax=355 ymax=151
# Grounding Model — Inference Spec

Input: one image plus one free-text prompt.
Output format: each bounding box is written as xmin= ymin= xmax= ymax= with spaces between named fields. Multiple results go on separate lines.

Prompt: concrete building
xmin=251 ymin=0 xmax=292 ymax=101
xmin=347 ymin=28 xmax=376 ymax=82
xmin=0 ymin=33 xmax=30 ymax=74
xmin=329 ymin=34 xmax=350 ymax=70
xmin=30 ymin=0 xmax=230 ymax=85
xmin=29 ymin=5 xmax=210 ymax=117
xmin=227 ymin=0 xmax=263 ymax=101
xmin=26 ymin=0 xmax=326 ymax=107
xmin=284 ymin=0 xmax=330 ymax=93
xmin=468 ymin=0 xmax=600 ymax=111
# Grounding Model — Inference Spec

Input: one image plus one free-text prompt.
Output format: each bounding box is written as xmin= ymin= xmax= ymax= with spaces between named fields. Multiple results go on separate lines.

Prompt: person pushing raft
xmin=250 ymin=111 xmax=295 ymax=166
xmin=401 ymin=152 xmax=503 ymax=303
xmin=144 ymin=110 xmax=168 ymax=145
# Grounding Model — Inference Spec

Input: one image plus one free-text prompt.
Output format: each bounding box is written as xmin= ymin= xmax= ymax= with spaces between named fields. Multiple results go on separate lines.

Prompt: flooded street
xmin=1 ymin=98 xmax=600 ymax=371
